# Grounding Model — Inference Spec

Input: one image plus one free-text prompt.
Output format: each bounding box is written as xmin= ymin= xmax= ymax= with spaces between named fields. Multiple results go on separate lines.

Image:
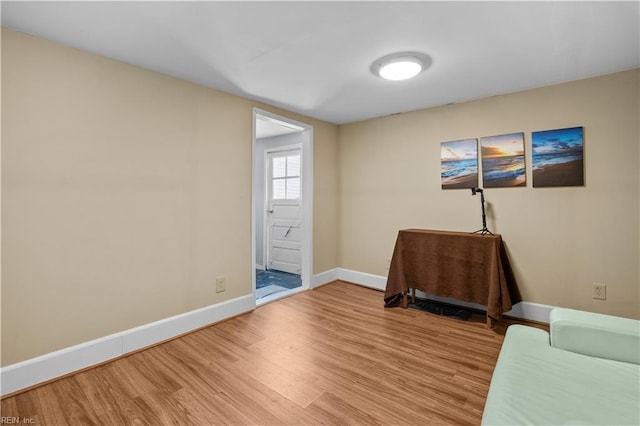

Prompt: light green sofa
xmin=482 ymin=308 xmax=640 ymax=425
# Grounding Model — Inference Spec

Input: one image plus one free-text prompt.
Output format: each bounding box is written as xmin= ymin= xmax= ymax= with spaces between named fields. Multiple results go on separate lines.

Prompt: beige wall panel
xmin=339 ymin=70 xmax=639 ymax=319
xmin=310 ymin=123 xmax=340 ymax=273
xmin=1 ymin=29 xmax=339 ymax=365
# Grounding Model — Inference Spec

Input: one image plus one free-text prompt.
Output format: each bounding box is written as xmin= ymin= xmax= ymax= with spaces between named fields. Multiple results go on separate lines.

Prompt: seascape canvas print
xmin=532 ymin=126 xmax=584 ymax=187
xmin=441 ymin=139 xmax=478 ymax=189
xmin=480 ymin=132 xmax=526 ymax=187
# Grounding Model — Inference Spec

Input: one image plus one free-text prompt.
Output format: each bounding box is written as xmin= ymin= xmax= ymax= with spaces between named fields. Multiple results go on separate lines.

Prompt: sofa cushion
xmin=550 ymin=308 xmax=640 ymax=364
xmin=482 ymin=325 xmax=640 ymax=425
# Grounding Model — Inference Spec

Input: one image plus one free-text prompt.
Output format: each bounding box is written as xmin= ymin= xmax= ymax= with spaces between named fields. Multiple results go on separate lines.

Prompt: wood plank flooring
xmin=1 ymin=281 xmax=545 ymax=425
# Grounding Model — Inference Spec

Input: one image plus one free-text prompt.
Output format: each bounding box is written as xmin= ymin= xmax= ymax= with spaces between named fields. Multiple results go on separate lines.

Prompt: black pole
xmin=480 ymin=191 xmax=488 ymax=231
xmin=471 ymin=188 xmax=492 ymax=235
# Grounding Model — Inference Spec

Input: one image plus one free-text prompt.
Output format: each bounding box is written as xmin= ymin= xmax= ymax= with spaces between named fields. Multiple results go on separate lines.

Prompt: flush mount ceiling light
xmin=371 ymin=52 xmax=432 ymax=81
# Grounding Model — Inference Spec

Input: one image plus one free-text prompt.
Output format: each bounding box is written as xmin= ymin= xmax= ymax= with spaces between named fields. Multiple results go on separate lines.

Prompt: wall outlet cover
xmin=592 ymin=283 xmax=606 ymax=300
xmin=216 ymin=277 xmax=226 ymax=293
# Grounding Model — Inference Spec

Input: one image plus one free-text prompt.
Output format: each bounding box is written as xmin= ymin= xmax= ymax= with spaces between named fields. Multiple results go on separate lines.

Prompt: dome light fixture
xmin=371 ymin=52 xmax=431 ymax=81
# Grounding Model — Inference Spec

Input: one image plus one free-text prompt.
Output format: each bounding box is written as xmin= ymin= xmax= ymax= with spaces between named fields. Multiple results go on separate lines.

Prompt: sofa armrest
xmin=550 ymin=308 xmax=640 ymax=364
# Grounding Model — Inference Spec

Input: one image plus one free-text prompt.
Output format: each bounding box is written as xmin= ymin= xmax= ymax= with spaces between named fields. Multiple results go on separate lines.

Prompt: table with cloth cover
xmin=384 ymin=229 xmax=521 ymax=325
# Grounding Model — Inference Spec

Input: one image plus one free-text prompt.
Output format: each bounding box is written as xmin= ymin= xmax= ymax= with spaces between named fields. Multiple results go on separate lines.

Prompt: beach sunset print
xmin=532 ymin=127 xmax=584 ymax=187
xmin=480 ymin=132 xmax=526 ymax=187
xmin=441 ymin=139 xmax=478 ymax=189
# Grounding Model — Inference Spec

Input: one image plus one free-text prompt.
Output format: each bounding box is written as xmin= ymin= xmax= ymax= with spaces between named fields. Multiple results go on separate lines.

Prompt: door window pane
xmin=271 ymin=152 xmax=301 ymax=201
xmin=287 ymin=178 xmax=300 ymax=199
xmin=273 ymin=157 xmax=286 ymax=178
xmin=273 ymin=180 xmax=286 ymax=199
xmin=287 ymin=155 xmax=300 ymax=177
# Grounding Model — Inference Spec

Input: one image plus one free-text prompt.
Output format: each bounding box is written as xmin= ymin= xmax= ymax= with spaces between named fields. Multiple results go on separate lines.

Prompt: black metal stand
xmin=471 ymin=188 xmax=492 ymax=235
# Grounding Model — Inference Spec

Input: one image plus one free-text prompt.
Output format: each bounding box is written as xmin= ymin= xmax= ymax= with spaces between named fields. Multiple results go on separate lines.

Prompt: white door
xmin=266 ymin=149 xmax=302 ymax=274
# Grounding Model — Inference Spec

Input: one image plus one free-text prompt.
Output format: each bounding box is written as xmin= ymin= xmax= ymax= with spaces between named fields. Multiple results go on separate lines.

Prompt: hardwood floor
xmin=1 ymin=281 xmax=543 ymax=425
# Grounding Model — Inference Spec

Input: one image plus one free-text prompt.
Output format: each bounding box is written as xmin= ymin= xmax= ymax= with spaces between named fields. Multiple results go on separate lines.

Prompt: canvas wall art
xmin=532 ymin=126 xmax=584 ymax=187
xmin=440 ymin=138 xmax=478 ymax=189
xmin=480 ymin=132 xmax=526 ymax=187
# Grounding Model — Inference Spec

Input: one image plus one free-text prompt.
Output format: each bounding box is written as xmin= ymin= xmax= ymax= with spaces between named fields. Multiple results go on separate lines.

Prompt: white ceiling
xmin=2 ymin=1 xmax=639 ymax=125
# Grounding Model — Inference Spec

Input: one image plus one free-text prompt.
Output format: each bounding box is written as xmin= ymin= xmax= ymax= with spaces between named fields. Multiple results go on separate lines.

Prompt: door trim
xmin=252 ymin=108 xmax=313 ymax=305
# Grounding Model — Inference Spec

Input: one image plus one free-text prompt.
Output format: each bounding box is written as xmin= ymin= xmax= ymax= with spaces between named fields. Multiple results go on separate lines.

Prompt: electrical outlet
xmin=592 ymin=283 xmax=606 ymax=300
xmin=216 ymin=276 xmax=226 ymax=293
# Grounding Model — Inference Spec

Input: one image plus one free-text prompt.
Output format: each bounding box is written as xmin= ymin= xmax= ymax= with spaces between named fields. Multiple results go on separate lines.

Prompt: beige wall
xmin=339 ymin=69 xmax=640 ymax=320
xmin=1 ymin=28 xmax=339 ymax=365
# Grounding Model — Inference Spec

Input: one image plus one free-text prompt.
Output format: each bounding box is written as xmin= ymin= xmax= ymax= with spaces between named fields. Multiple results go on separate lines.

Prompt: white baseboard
xmin=311 ymin=268 xmax=339 ymax=288
xmin=1 ymin=294 xmax=255 ymax=396
xmin=335 ymin=268 xmax=554 ymax=323
xmin=336 ymin=268 xmax=387 ymax=291
xmin=503 ymin=301 xmax=553 ymax=323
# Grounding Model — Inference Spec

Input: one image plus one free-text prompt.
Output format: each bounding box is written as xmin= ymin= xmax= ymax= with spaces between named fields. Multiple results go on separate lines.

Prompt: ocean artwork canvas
xmin=480 ymin=132 xmax=526 ymax=187
xmin=532 ymin=126 xmax=584 ymax=187
xmin=441 ymin=138 xmax=478 ymax=189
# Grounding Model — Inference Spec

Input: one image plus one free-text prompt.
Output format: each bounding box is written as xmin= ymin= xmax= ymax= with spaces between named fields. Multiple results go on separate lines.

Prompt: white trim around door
xmin=252 ymin=108 xmax=313 ymax=305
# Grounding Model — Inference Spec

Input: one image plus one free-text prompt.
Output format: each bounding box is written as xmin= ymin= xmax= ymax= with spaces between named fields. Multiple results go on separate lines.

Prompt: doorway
xmin=252 ymin=109 xmax=313 ymax=305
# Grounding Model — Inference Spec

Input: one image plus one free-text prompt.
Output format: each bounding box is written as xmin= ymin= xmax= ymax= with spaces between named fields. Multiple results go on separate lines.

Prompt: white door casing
xmin=251 ymin=107 xmax=313 ymax=304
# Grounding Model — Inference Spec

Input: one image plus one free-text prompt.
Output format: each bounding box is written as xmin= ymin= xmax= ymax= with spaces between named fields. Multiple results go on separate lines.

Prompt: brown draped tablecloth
xmin=384 ymin=229 xmax=521 ymax=321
